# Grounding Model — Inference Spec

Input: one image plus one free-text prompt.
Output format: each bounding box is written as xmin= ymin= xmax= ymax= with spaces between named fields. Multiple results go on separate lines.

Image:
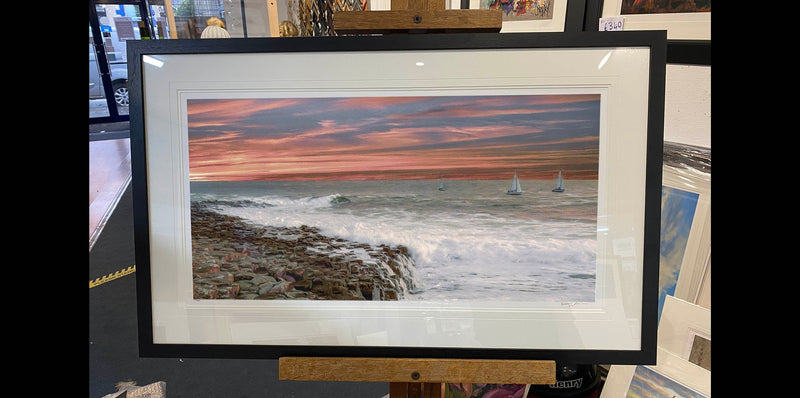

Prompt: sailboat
xmin=507 ymin=171 xmax=523 ymax=195
xmin=552 ymin=169 xmax=565 ymax=192
xmin=438 ymin=178 xmax=446 ymax=191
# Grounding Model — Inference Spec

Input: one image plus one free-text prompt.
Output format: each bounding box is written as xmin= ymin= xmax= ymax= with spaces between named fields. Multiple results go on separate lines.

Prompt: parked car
xmin=90 ymin=45 xmax=129 ymax=106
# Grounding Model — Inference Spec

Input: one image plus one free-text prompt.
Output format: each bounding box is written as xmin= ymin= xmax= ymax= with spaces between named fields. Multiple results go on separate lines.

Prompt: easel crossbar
xmin=279 ymin=357 xmax=556 ymax=384
xmin=333 ymin=9 xmax=502 ymax=34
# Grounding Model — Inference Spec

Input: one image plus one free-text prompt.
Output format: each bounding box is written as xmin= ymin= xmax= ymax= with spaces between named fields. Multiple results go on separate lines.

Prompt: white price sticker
xmin=599 ymin=16 xmax=624 ymax=31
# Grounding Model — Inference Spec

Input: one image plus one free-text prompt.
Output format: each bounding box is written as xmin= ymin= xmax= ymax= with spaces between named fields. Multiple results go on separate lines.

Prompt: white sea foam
xmin=191 ymin=179 xmax=598 ymax=302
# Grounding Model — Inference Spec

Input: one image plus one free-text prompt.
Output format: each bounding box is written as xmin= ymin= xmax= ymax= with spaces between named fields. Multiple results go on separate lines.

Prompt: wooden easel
xmin=333 ymin=0 xmax=502 ymax=34
xmin=280 ymin=357 xmax=556 ymax=397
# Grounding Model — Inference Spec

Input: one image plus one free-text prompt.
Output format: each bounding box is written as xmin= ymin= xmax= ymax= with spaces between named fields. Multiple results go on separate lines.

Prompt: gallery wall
xmin=664 ymin=64 xmax=711 ymax=148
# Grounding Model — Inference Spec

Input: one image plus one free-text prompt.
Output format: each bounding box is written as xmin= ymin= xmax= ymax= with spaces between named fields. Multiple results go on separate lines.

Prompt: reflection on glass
xmin=89 ymin=26 xmax=110 ymax=118
xmin=95 ymin=4 xmax=142 ymax=62
xmin=94 ymin=4 xmax=141 ymax=116
xmin=173 ymin=0 xmax=228 ymax=38
xmin=96 ymin=4 xmax=141 ymax=115
xmin=148 ymin=5 xmax=173 ymax=38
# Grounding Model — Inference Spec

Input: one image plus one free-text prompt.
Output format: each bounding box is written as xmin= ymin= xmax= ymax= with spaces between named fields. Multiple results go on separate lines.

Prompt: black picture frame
xmin=129 ymin=31 xmax=665 ymax=365
xmin=564 ymin=0 xmax=588 ymax=32
xmin=666 ymin=40 xmax=711 ymax=66
xmin=586 ymin=0 xmax=710 ymax=65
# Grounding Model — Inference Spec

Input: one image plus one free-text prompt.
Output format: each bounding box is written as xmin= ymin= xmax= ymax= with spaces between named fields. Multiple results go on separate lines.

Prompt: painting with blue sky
xmin=627 ymin=365 xmax=707 ymax=398
xmin=658 ymin=185 xmax=699 ymax=320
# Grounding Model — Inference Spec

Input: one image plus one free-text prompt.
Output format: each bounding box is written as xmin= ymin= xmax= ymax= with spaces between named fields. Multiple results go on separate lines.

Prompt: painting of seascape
xmin=627 ymin=365 xmax=708 ymax=398
xmin=187 ymin=94 xmax=601 ymax=303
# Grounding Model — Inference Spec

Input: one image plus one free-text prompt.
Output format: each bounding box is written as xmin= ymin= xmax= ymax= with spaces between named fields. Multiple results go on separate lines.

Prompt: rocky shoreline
xmin=190 ymin=202 xmax=418 ymax=301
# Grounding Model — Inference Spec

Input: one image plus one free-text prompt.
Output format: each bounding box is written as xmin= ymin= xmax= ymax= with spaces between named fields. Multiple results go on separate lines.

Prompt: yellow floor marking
xmin=89 ymin=265 xmax=136 ymax=288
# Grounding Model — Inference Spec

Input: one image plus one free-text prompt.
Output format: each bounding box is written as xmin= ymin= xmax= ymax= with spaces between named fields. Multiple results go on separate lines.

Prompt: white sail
xmin=507 ymin=171 xmax=523 ymax=195
xmin=438 ymin=178 xmax=446 ymax=191
xmin=552 ymin=169 xmax=565 ymax=192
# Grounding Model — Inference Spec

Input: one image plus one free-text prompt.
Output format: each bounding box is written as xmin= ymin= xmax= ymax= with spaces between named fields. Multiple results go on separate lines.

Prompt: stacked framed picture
xmin=598 ymin=0 xmax=710 ymax=40
xmin=602 ymin=142 xmax=710 ymax=397
xmin=592 ymin=0 xmax=711 ymax=65
xmin=602 ymin=297 xmax=711 ymax=397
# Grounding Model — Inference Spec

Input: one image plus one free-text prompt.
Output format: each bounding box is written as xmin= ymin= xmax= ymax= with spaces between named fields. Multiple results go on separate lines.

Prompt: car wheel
xmin=112 ymin=81 xmax=129 ymax=106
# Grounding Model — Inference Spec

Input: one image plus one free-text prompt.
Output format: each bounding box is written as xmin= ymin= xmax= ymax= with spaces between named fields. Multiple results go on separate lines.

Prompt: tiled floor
xmin=89 ymin=136 xmax=131 ymax=251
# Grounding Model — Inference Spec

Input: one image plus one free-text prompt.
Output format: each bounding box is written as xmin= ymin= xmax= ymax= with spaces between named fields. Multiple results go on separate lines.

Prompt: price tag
xmin=599 ymin=16 xmax=624 ymax=31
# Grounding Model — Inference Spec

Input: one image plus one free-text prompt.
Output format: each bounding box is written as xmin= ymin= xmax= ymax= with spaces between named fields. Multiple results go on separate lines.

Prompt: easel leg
xmin=390 ymin=382 xmax=443 ymax=398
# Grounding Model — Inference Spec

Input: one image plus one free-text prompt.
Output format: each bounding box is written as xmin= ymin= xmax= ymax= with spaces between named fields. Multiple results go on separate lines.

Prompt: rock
xmin=190 ymin=203 xmax=418 ymax=301
xmin=251 ymin=274 xmax=278 ymax=286
xmin=257 ymin=282 xmax=278 ymax=295
xmin=235 ymin=280 xmax=256 ymax=292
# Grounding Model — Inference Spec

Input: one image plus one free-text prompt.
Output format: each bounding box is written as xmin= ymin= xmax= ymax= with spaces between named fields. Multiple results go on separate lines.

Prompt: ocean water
xmin=190 ymin=178 xmax=598 ymax=303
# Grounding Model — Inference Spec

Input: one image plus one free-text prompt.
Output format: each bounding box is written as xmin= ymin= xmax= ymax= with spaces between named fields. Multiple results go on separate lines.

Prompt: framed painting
xmin=659 ymin=142 xmax=710 ymax=319
xmin=602 ymin=297 xmax=710 ymax=397
xmin=466 ymin=0 xmax=583 ymax=33
xmin=657 ymin=296 xmax=710 ymax=371
xmin=602 ymin=348 xmax=710 ymax=398
xmin=598 ymin=0 xmax=710 ymax=41
xmin=129 ymin=32 xmax=666 ymax=364
xmin=587 ymin=0 xmax=710 ymax=65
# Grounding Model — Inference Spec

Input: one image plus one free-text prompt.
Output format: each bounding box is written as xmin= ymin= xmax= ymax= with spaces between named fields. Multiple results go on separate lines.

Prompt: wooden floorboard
xmin=89 ymin=138 xmax=131 ymax=251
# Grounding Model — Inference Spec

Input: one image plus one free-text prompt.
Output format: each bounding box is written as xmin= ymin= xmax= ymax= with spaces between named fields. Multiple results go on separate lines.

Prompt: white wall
xmin=664 ymin=64 xmax=711 ymax=148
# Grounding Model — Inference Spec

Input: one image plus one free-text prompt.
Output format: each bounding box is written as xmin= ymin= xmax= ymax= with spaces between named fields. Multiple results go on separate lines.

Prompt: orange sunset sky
xmin=187 ymin=94 xmax=601 ymax=181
